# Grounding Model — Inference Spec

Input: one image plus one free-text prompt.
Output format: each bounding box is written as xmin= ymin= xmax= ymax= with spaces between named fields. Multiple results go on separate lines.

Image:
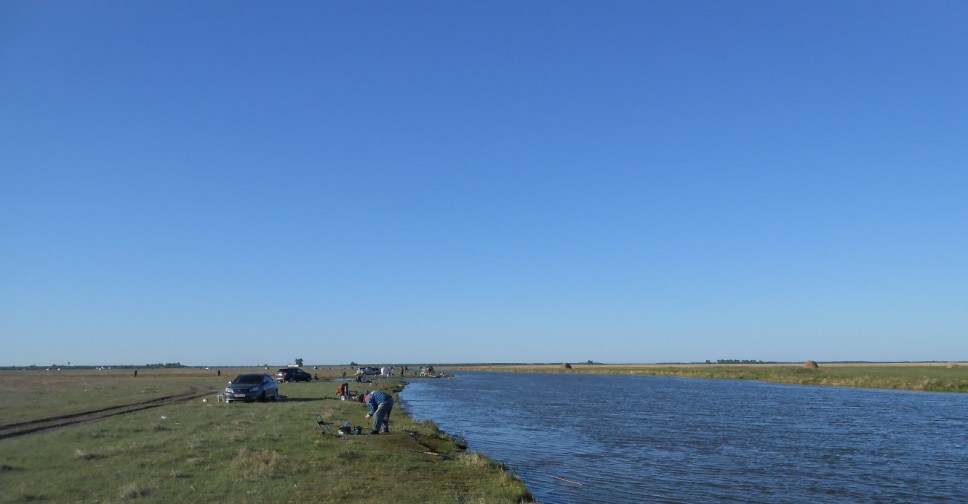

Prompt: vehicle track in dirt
xmin=0 ymin=386 xmax=218 ymax=440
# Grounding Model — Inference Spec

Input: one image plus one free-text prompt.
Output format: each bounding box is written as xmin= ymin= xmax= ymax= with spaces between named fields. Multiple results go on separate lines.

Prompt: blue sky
xmin=2 ymin=1 xmax=966 ymax=366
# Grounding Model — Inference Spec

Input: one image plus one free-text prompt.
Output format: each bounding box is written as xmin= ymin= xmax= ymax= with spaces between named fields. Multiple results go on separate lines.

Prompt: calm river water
xmin=399 ymin=371 xmax=968 ymax=503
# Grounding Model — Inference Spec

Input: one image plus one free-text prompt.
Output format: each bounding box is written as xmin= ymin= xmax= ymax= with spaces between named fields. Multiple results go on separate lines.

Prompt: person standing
xmin=359 ymin=390 xmax=394 ymax=434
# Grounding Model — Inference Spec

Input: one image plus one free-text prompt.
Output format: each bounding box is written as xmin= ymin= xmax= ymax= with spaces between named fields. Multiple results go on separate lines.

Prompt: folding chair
xmin=314 ymin=414 xmax=331 ymax=435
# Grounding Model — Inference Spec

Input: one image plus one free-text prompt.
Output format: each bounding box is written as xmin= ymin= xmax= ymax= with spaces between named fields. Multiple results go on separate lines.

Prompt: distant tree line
xmin=1 ymin=363 xmax=187 ymax=370
xmin=145 ymin=362 xmax=186 ymax=368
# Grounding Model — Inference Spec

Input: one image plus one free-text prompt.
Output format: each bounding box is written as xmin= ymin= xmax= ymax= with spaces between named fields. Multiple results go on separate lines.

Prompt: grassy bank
xmin=0 ymin=368 xmax=532 ymax=503
xmin=444 ymin=362 xmax=968 ymax=393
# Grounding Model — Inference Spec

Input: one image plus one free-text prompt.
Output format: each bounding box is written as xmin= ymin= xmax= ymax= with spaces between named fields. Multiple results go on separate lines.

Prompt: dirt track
xmin=0 ymin=386 xmax=217 ymax=440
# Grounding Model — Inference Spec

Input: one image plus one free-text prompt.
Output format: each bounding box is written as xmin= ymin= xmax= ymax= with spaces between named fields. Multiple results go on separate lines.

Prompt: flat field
xmin=445 ymin=362 xmax=968 ymax=392
xmin=0 ymin=367 xmax=531 ymax=503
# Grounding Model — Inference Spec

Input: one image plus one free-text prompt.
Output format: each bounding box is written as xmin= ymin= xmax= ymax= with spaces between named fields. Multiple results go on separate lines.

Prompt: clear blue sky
xmin=2 ymin=1 xmax=966 ymax=366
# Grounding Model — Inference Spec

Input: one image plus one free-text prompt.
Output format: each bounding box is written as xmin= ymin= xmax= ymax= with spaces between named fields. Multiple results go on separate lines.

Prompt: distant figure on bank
xmin=134 ymin=369 xmax=138 ymax=377
xmin=359 ymin=390 xmax=394 ymax=434
xmin=217 ymin=369 xmax=221 ymax=377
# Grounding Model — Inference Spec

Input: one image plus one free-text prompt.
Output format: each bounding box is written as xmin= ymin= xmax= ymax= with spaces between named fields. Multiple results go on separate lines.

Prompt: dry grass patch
xmin=169 ymin=468 xmax=192 ymax=479
xmin=336 ymin=450 xmax=364 ymax=462
xmin=458 ymin=451 xmax=491 ymax=467
xmin=118 ymin=481 xmax=152 ymax=500
xmin=231 ymin=447 xmax=286 ymax=481
xmin=73 ymin=448 xmax=103 ymax=461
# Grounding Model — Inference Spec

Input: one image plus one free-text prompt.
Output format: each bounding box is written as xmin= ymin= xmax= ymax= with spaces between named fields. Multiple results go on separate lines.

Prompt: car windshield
xmin=233 ymin=374 xmax=263 ymax=384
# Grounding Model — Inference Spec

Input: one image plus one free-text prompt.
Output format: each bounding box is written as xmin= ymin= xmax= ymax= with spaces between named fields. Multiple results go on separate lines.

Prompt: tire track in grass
xmin=0 ymin=387 xmax=218 ymax=440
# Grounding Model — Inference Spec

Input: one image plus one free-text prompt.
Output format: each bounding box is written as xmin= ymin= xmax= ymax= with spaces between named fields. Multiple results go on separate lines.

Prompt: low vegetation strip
xmin=445 ymin=362 xmax=968 ymax=393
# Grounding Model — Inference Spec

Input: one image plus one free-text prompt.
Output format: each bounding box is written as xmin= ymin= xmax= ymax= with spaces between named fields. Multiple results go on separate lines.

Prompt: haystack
xmin=562 ymin=362 xmax=572 ymax=369
xmin=804 ymin=360 xmax=819 ymax=369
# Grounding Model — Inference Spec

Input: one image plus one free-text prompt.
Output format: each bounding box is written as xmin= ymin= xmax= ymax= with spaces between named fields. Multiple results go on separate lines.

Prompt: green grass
xmin=0 ymin=369 xmax=532 ymax=503
xmin=446 ymin=362 xmax=968 ymax=392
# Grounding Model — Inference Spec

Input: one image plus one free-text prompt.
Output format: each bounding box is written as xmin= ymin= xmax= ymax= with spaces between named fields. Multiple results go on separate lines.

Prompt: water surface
xmin=400 ymin=371 xmax=968 ymax=503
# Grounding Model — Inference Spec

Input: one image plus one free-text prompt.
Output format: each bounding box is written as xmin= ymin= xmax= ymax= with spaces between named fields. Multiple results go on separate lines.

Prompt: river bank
xmin=442 ymin=362 xmax=968 ymax=392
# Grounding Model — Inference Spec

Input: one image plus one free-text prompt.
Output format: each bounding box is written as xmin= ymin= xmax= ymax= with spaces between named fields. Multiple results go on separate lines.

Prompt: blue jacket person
xmin=360 ymin=390 xmax=394 ymax=434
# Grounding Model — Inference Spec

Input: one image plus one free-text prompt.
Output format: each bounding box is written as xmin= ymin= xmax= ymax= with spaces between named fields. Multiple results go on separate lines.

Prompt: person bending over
xmin=359 ymin=390 xmax=393 ymax=434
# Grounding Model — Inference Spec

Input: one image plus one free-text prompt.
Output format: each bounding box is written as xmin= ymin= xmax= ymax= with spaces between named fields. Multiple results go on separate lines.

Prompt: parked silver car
xmin=224 ymin=373 xmax=279 ymax=402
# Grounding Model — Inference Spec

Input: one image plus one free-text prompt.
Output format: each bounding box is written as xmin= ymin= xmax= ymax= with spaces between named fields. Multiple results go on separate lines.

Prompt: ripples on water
xmin=400 ymin=372 xmax=968 ymax=503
